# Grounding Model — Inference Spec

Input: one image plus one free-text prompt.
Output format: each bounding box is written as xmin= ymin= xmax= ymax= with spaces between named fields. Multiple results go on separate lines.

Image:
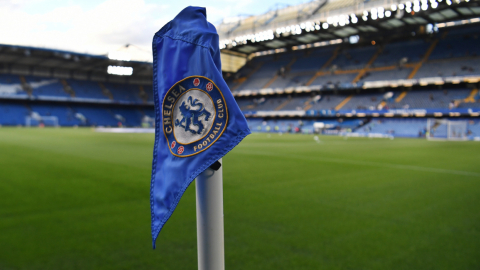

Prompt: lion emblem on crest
xmin=174 ymin=96 xmax=212 ymax=134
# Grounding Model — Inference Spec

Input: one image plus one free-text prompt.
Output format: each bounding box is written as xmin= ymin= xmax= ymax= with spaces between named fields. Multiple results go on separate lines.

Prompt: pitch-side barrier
xmin=339 ymin=132 xmax=394 ymax=139
xmin=95 ymin=127 xmax=155 ymax=133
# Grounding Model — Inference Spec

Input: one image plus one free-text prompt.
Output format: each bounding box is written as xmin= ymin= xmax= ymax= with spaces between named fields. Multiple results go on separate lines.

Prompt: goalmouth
xmin=25 ymin=114 xmax=59 ymax=127
xmin=426 ymin=119 xmax=468 ymax=141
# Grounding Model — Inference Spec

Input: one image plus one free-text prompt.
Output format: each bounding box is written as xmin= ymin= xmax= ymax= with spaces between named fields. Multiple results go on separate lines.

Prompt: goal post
xmin=25 ymin=115 xmax=59 ymax=127
xmin=426 ymin=118 xmax=468 ymax=141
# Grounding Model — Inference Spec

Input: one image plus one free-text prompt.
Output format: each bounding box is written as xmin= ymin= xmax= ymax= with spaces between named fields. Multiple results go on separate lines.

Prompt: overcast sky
xmin=0 ymin=0 xmax=310 ymax=61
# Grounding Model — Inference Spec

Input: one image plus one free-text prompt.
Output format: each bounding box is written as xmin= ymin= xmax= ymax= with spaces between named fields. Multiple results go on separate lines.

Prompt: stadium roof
xmin=2 ymin=0 xmax=479 ymax=78
xmin=0 ymin=44 xmax=153 ymax=85
xmin=218 ymin=0 xmax=480 ymax=55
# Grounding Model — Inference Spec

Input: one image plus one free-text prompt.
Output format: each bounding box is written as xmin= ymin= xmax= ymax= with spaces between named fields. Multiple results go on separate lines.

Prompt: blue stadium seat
xmin=0 ymin=101 xmax=29 ymax=125
xmin=0 ymin=74 xmax=29 ymax=97
xmin=67 ymin=80 xmax=108 ymax=100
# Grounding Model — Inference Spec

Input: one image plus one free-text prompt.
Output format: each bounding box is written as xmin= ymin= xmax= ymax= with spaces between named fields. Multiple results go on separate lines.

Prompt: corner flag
xmin=150 ymin=6 xmax=251 ymax=248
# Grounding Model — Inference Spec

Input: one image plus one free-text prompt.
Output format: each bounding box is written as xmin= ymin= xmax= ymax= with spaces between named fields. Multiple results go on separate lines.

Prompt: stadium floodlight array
xmin=107 ymin=65 xmax=133 ymax=76
xmin=221 ymin=30 xmax=275 ymax=48
xmin=219 ymin=0 xmax=470 ymax=50
xmin=251 ymin=38 xmax=343 ymax=57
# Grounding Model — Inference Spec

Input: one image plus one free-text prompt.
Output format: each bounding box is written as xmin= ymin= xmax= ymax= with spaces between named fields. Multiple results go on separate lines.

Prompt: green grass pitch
xmin=0 ymin=128 xmax=479 ymax=270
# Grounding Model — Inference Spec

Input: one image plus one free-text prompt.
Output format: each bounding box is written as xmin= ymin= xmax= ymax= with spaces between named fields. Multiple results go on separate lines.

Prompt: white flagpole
xmin=196 ymin=158 xmax=225 ymax=270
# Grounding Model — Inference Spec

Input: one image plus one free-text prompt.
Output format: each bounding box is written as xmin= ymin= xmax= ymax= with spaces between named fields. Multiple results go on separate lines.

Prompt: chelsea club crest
xmin=162 ymin=76 xmax=228 ymax=157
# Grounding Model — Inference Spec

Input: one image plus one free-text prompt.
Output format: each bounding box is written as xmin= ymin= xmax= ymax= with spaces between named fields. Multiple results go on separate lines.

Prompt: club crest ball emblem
xmin=162 ymin=76 xmax=228 ymax=157
xmin=206 ymin=82 xmax=213 ymax=91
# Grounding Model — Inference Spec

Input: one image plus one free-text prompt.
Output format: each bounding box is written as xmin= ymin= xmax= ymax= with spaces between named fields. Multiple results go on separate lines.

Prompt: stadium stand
xmin=371 ymin=40 xmax=430 ymax=67
xmin=308 ymin=94 xmax=348 ymax=110
xmin=67 ymin=80 xmax=109 ymax=100
xmin=25 ymin=76 xmax=70 ymax=98
xmin=228 ymin=22 xmax=480 ymax=92
xmin=104 ymin=83 xmax=143 ymax=103
xmin=0 ymin=101 xmax=29 ymax=125
xmin=469 ymin=119 xmax=480 ymax=136
xmin=361 ymin=119 xmax=428 ymax=137
xmin=71 ymin=105 xmax=119 ymax=127
xmin=1 ymin=0 xmax=479 ymax=136
xmin=29 ymin=104 xmax=80 ymax=126
xmin=0 ymin=74 xmax=29 ymax=97
xmin=0 ymin=74 xmax=154 ymax=127
xmin=390 ymin=88 xmax=472 ymax=109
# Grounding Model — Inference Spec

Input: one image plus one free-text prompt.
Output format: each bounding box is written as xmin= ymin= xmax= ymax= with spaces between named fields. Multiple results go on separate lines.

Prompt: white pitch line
xmin=234 ymin=150 xmax=480 ymax=177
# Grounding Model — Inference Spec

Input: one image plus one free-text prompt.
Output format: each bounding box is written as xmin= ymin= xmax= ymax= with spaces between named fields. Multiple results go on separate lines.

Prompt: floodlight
xmin=296 ymin=26 xmax=302 ymax=35
xmin=378 ymin=8 xmax=385 ymax=18
xmin=322 ymin=22 xmax=329 ymax=29
xmin=107 ymin=65 xmax=133 ymax=76
xmin=391 ymin=4 xmax=397 ymax=11
xmin=426 ymin=23 xmax=434 ymax=33
xmin=385 ymin=10 xmax=392 ymax=17
xmin=349 ymin=35 xmax=360 ymax=44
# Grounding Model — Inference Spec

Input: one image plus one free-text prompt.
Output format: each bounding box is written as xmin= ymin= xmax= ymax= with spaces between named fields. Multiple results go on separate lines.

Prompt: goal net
xmin=25 ymin=112 xmax=59 ymax=127
xmin=426 ymin=119 xmax=467 ymax=141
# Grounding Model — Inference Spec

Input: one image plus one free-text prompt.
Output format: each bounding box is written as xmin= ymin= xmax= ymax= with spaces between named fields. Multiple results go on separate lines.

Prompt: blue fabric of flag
xmin=150 ymin=6 xmax=251 ymax=248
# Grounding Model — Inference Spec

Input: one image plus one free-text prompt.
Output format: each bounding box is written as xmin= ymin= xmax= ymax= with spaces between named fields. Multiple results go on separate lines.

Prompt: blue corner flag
xmin=150 ymin=6 xmax=251 ymax=248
